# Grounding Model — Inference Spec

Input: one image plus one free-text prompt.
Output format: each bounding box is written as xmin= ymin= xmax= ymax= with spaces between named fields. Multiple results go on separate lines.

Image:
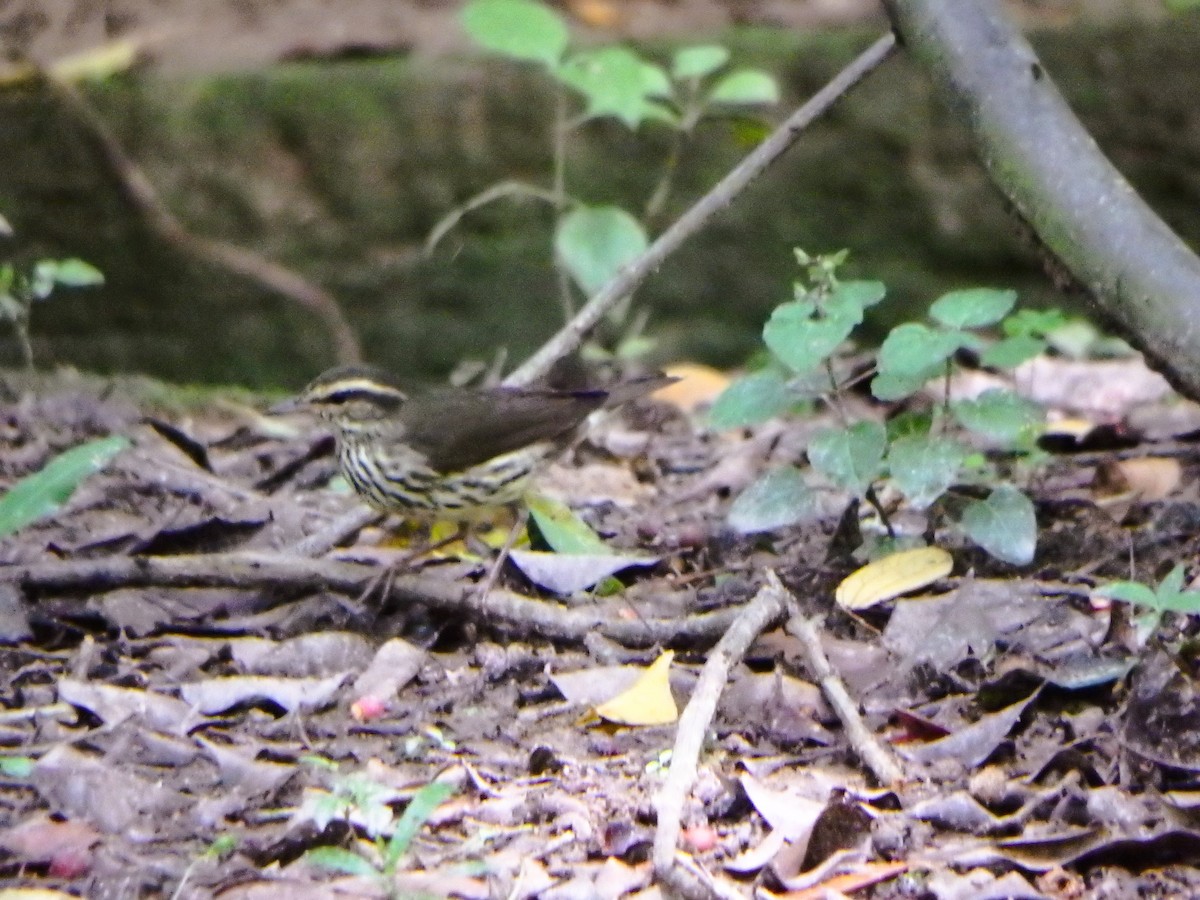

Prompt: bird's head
xmin=270 ymin=365 xmax=408 ymax=426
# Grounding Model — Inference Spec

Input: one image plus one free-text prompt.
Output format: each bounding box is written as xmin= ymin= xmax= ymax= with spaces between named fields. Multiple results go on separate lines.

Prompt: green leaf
xmin=557 ymin=47 xmax=668 ymax=128
xmin=877 ymin=322 xmax=965 ymax=378
xmin=708 ymin=370 xmax=794 ymax=429
xmin=980 ymin=334 xmax=1045 ymax=369
xmin=384 ymin=781 xmax=456 ymax=870
xmin=960 ymin=485 xmax=1037 ymax=565
xmin=304 ymin=846 xmax=380 ymax=878
xmin=1002 ymin=307 xmax=1069 ymax=338
xmin=929 ymin=288 xmax=1017 ymax=329
xmin=461 ymin=0 xmax=569 ymax=66
xmin=709 ymin=69 xmax=779 ymax=105
xmin=807 ymin=422 xmax=886 ymax=497
xmin=838 ymin=279 xmax=887 ymax=309
xmin=672 ymin=45 xmax=729 ymax=80
xmin=1094 ymin=580 xmax=1160 ymax=609
xmin=0 ymin=755 xmax=34 ymax=778
xmin=951 ymin=389 xmax=1043 ymax=443
xmin=886 ymin=434 xmax=966 ymax=509
xmin=554 ymin=205 xmax=647 ymax=296
xmin=727 ymin=466 xmax=817 ymax=535
xmin=47 ymin=258 xmax=104 ymax=288
xmin=0 ymin=435 xmax=130 ymax=538
xmin=527 ymin=493 xmax=610 ymax=555
xmin=761 ymin=283 xmax=871 ymax=374
xmin=870 ymin=369 xmax=937 ymax=402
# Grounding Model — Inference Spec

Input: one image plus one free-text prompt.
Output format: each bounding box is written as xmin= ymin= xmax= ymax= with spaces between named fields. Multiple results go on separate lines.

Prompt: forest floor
xmin=4 ymin=350 xmax=1200 ymax=898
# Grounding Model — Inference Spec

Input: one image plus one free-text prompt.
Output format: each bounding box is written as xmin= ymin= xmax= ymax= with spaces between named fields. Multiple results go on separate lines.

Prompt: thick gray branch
xmin=884 ymin=0 xmax=1200 ymax=399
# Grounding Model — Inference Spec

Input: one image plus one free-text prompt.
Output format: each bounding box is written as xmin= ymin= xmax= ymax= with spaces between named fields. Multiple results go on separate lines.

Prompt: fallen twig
xmin=653 ymin=572 xmax=789 ymax=892
xmin=7 ymin=551 xmax=741 ymax=646
xmin=784 ymin=600 xmax=906 ymax=787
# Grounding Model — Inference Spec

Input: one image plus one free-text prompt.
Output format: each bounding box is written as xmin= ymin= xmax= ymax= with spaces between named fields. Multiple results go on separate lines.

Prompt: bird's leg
xmin=474 ymin=506 xmax=529 ymax=601
xmin=354 ymin=519 xmax=469 ymax=605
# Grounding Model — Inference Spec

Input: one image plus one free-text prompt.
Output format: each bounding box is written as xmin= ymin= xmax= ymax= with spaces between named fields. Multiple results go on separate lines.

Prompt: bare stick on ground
xmin=6 ymin=551 xmax=743 ymax=647
xmin=505 ymin=31 xmax=897 ymax=388
xmin=652 ymin=572 xmax=788 ymax=894
xmin=784 ymin=599 xmax=906 ymax=787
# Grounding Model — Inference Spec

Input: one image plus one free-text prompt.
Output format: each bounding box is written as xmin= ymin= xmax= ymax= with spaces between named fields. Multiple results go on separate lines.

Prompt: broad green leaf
xmin=1003 ymin=307 xmax=1069 ymax=338
xmin=461 ymin=0 xmax=569 ymax=66
xmin=554 ymin=205 xmax=647 ymax=296
xmin=836 ymin=279 xmax=887 ymax=309
xmin=384 ymin=781 xmax=456 ymax=868
xmin=929 ymin=288 xmax=1017 ymax=329
xmin=762 ymin=284 xmax=869 ymax=375
xmin=877 ymin=322 xmax=965 ymax=378
xmin=709 ymin=69 xmax=779 ymax=105
xmin=727 ymin=466 xmax=817 ymax=534
xmin=708 ymin=370 xmax=793 ymax=429
xmin=886 ymin=434 xmax=966 ymax=509
xmin=960 ymin=485 xmax=1036 ymax=565
xmin=1094 ymin=580 xmax=1160 ymax=609
xmin=557 ymin=47 xmax=667 ymax=128
xmin=885 ymin=409 xmax=933 ymax=442
xmin=305 ymin=846 xmax=380 ymax=877
xmin=672 ymin=45 xmax=729 ymax=80
xmin=0 ymin=435 xmax=130 ymax=538
xmin=951 ymin=389 xmax=1043 ymax=443
xmin=870 ymin=369 xmax=937 ymax=402
xmin=46 ymin=258 xmax=104 ymax=288
xmin=527 ymin=493 xmax=610 ymax=555
xmin=980 ymin=334 xmax=1045 ymax=369
xmin=807 ymin=421 xmax=886 ymax=497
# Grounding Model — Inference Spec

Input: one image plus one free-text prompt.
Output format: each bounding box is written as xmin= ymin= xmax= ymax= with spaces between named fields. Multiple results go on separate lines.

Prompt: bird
xmin=271 ymin=364 xmax=672 ymax=524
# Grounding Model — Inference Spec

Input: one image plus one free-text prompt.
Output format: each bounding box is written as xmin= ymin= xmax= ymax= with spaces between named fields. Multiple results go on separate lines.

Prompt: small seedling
xmin=1095 ymin=564 xmax=1200 ymax=647
xmin=713 ymin=248 xmax=1054 ymax=565
xmin=443 ymin=0 xmax=778 ymax=356
xmin=300 ymin=758 xmax=456 ymax=895
xmin=0 ymin=251 xmax=104 ymax=369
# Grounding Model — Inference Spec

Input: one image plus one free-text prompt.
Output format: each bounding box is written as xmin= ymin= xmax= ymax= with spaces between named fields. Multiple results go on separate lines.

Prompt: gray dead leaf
xmin=927 ymin=868 xmax=1049 ymax=900
xmin=900 ymin=693 xmax=1037 ymax=768
xmin=351 ymin=638 xmax=427 ymax=701
xmin=57 ymin=678 xmax=193 ymax=732
xmin=550 ymin=665 xmax=642 ymax=706
xmin=508 ymin=550 xmax=658 ymax=595
xmin=181 ymin=671 xmax=348 ymax=714
xmin=195 ymin=736 xmax=295 ymax=793
xmin=33 ymin=744 xmax=191 ymax=835
xmin=230 ymin=631 xmax=374 ymax=677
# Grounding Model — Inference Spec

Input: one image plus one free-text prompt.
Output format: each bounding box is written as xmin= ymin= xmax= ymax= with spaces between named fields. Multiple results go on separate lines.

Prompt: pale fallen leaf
xmin=653 ymin=363 xmax=730 ymax=411
xmin=835 ymin=546 xmax=953 ymax=611
xmin=595 ymin=651 xmax=677 ymax=726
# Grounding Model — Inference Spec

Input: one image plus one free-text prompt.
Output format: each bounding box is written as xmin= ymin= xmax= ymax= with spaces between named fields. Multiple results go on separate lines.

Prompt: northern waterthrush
xmin=272 ymin=364 xmax=671 ymax=521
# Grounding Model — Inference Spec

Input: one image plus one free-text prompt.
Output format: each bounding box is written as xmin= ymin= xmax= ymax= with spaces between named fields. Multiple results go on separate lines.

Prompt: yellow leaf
xmin=595 ymin=651 xmax=678 ymax=726
xmin=49 ymin=38 xmax=143 ymax=82
xmin=654 ymin=363 xmax=730 ymax=412
xmin=835 ymin=546 xmax=953 ymax=611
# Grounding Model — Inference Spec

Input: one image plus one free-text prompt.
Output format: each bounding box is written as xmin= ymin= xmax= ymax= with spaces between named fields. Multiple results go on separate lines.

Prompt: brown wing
xmin=399 ymin=387 xmax=607 ymax=473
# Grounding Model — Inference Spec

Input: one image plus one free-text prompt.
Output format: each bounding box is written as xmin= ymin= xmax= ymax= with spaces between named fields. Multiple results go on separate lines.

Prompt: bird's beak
xmin=268 ymin=397 xmax=305 ymax=415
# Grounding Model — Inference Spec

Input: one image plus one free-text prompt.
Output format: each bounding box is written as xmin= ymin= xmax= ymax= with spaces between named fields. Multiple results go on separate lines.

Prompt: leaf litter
xmin=4 ymin=366 xmax=1200 ymax=897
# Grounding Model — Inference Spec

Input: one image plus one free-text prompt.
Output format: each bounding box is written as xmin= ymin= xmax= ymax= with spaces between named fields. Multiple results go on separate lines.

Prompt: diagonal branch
xmin=883 ymin=0 xmax=1200 ymax=401
xmin=504 ymin=31 xmax=898 ymax=388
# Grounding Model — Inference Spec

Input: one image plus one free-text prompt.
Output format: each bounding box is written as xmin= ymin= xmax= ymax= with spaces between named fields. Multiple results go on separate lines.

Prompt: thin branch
xmin=424 ymin=180 xmax=560 ymax=256
xmin=652 ymin=572 xmax=788 ymax=885
xmin=504 ymin=31 xmax=898 ymax=388
xmin=784 ymin=600 xmax=907 ymax=787
xmin=7 ymin=551 xmax=742 ymax=647
xmin=45 ymin=76 xmax=361 ymax=366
